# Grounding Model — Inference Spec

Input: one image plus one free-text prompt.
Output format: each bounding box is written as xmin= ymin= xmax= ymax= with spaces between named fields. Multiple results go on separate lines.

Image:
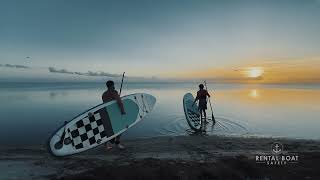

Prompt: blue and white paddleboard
xmin=183 ymin=93 xmax=201 ymax=131
xmin=48 ymin=93 xmax=156 ymax=156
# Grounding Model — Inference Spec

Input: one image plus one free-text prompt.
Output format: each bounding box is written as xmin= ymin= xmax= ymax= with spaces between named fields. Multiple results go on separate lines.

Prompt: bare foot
xmin=117 ymin=144 xmax=125 ymax=150
xmin=105 ymin=142 xmax=113 ymax=151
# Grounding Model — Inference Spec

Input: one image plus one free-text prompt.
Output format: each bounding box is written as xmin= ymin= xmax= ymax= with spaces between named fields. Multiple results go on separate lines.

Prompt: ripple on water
xmin=158 ymin=115 xmax=249 ymax=137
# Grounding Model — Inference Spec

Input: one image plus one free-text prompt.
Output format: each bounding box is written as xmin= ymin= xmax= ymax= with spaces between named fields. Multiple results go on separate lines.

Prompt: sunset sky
xmin=0 ymin=0 xmax=320 ymax=83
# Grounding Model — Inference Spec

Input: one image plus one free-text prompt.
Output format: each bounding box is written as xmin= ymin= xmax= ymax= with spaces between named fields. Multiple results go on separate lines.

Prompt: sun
xmin=247 ymin=67 xmax=264 ymax=78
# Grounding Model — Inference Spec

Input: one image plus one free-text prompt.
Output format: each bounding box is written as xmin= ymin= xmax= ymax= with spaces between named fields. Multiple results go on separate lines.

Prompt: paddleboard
xmin=183 ymin=93 xmax=201 ymax=131
xmin=48 ymin=93 xmax=156 ymax=156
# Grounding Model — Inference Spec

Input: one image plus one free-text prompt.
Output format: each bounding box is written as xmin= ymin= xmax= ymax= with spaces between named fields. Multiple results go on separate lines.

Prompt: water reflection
xmin=217 ymin=88 xmax=320 ymax=108
xmin=249 ymin=89 xmax=259 ymax=98
xmin=49 ymin=91 xmax=68 ymax=99
xmin=0 ymin=83 xmax=320 ymax=145
xmin=184 ymin=117 xmax=248 ymax=137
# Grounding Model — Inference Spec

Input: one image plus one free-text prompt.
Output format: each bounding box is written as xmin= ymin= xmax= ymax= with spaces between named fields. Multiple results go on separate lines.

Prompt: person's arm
xmin=192 ymin=93 xmax=199 ymax=106
xmin=206 ymin=90 xmax=211 ymax=98
xmin=102 ymin=92 xmax=107 ymax=103
xmin=113 ymin=91 xmax=126 ymax=114
xmin=192 ymin=98 xmax=198 ymax=106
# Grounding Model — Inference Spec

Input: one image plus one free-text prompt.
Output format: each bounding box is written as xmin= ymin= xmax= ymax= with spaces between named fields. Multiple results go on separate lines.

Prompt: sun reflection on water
xmin=249 ymin=89 xmax=259 ymax=98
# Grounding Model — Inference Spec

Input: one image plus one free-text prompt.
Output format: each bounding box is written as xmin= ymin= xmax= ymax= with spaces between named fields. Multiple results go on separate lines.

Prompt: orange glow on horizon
xmin=169 ymin=57 xmax=320 ymax=84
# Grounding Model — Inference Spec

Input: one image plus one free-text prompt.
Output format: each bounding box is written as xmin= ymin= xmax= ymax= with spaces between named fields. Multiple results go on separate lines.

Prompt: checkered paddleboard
xmin=67 ymin=111 xmax=107 ymax=149
xmin=48 ymin=93 xmax=156 ymax=156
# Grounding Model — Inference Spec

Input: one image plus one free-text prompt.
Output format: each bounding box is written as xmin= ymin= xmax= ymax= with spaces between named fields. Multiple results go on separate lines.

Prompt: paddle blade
xmin=212 ymin=113 xmax=216 ymax=123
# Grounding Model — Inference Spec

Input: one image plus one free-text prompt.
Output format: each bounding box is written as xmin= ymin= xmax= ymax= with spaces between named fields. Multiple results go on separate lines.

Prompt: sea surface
xmin=0 ymin=82 xmax=320 ymax=145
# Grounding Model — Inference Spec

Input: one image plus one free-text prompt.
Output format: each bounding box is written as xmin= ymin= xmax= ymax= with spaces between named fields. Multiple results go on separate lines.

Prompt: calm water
xmin=0 ymin=82 xmax=320 ymax=145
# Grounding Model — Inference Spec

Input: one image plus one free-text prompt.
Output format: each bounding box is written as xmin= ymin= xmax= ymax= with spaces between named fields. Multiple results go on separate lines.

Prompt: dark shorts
xmin=198 ymin=99 xmax=207 ymax=110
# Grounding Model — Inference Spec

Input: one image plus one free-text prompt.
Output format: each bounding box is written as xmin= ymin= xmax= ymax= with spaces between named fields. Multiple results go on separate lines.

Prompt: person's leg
xmin=115 ymin=135 xmax=125 ymax=149
xmin=199 ymin=108 xmax=203 ymax=120
xmin=114 ymin=136 xmax=120 ymax=144
xmin=202 ymin=109 xmax=206 ymax=120
xmin=200 ymin=109 xmax=204 ymax=129
xmin=105 ymin=136 xmax=125 ymax=150
xmin=105 ymin=141 xmax=113 ymax=150
xmin=201 ymin=109 xmax=206 ymax=131
xmin=105 ymin=136 xmax=117 ymax=150
xmin=198 ymin=108 xmax=202 ymax=130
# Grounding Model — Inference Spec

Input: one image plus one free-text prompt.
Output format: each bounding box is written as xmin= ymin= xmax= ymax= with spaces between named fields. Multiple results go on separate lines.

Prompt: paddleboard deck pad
xmin=183 ymin=93 xmax=201 ymax=131
xmin=48 ymin=93 xmax=156 ymax=156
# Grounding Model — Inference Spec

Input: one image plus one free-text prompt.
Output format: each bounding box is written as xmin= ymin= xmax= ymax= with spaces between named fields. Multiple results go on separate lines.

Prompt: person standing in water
xmin=192 ymin=84 xmax=211 ymax=122
xmin=102 ymin=80 xmax=126 ymax=150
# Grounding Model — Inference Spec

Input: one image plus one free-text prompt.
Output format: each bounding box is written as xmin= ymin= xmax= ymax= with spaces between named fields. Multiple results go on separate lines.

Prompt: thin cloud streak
xmin=0 ymin=64 xmax=30 ymax=69
xmin=48 ymin=67 xmax=121 ymax=77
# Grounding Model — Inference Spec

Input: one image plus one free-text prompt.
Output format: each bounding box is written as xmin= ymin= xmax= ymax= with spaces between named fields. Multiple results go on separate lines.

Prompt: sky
xmin=0 ymin=0 xmax=320 ymax=83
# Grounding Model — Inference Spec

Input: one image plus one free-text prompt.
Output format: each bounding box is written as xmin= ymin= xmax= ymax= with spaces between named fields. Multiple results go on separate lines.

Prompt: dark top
xmin=102 ymin=89 xmax=125 ymax=114
xmin=196 ymin=89 xmax=210 ymax=100
xmin=195 ymin=89 xmax=210 ymax=110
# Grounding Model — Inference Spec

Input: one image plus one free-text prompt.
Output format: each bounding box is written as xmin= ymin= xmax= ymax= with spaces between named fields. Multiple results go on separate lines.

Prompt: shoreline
xmin=1 ymin=135 xmax=320 ymax=180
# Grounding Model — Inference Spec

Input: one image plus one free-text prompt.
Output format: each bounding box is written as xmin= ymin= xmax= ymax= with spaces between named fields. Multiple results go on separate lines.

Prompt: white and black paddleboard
xmin=48 ymin=93 xmax=156 ymax=156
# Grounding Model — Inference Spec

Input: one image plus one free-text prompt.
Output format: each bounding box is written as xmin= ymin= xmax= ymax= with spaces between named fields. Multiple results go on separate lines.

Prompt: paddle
xmin=204 ymin=81 xmax=215 ymax=123
xmin=119 ymin=72 xmax=125 ymax=96
xmin=54 ymin=121 xmax=68 ymax=149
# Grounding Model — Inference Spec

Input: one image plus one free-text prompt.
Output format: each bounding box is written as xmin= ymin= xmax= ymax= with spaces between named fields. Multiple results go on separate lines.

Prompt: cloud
xmin=48 ymin=67 xmax=74 ymax=74
xmin=48 ymin=67 xmax=121 ymax=77
xmin=86 ymin=71 xmax=121 ymax=77
xmin=0 ymin=64 xmax=30 ymax=69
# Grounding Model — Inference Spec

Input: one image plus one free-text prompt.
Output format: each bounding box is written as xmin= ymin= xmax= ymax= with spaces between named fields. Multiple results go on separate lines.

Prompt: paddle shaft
xmin=119 ymin=72 xmax=125 ymax=96
xmin=204 ymin=81 xmax=215 ymax=121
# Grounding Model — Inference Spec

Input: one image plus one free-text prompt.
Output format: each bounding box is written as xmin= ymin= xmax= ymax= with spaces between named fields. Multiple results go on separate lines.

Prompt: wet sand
xmin=1 ymin=135 xmax=320 ymax=180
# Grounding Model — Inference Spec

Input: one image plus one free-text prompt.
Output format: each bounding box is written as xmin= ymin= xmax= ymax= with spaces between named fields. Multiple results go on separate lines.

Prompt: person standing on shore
xmin=192 ymin=84 xmax=211 ymax=122
xmin=102 ymin=80 xmax=126 ymax=150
